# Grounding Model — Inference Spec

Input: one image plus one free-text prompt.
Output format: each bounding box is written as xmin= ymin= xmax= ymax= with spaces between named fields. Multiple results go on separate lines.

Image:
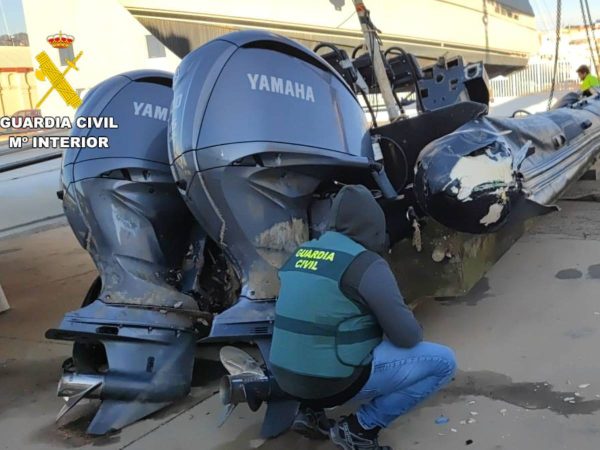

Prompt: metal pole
xmin=351 ymin=0 xmax=401 ymax=121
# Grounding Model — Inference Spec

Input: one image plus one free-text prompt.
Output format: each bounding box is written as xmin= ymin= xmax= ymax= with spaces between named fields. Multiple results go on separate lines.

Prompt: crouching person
xmin=270 ymin=185 xmax=457 ymax=450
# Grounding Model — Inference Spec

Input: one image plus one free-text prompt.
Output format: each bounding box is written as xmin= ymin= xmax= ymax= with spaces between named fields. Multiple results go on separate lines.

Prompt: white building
xmin=21 ymin=0 xmax=180 ymax=118
xmin=16 ymin=0 xmax=542 ymax=118
xmin=537 ymin=23 xmax=600 ymax=71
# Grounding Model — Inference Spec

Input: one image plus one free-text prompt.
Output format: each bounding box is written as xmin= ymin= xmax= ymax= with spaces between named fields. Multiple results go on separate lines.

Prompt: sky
xmin=0 ymin=0 xmax=25 ymax=35
xmin=0 ymin=0 xmax=596 ymax=36
xmin=531 ymin=0 xmax=597 ymax=30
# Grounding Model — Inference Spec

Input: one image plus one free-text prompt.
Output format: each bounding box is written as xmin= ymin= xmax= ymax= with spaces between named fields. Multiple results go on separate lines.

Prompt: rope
xmin=531 ymin=0 xmax=551 ymax=32
xmin=547 ymin=0 xmax=562 ymax=110
xmin=0 ymin=0 xmax=14 ymax=46
xmin=582 ymin=0 xmax=600 ymax=73
xmin=482 ymin=0 xmax=490 ymax=63
xmin=580 ymin=0 xmax=599 ymax=74
xmin=335 ymin=10 xmax=357 ymax=29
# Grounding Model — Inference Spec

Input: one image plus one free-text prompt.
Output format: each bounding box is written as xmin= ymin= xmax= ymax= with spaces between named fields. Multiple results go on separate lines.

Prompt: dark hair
xmin=577 ymin=65 xmax=590 ymax=75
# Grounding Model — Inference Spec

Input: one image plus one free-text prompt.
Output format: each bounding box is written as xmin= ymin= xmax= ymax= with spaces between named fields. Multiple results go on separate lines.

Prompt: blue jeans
xmin=349 ymin=340 xmax=457 ymax=429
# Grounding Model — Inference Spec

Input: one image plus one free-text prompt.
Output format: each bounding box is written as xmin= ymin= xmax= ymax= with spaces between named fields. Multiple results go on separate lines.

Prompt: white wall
xmin=123 ymin=0 xmax=540 ymax=57
xmin=21 ymin=0 xmax=180 ymax=118
xmin=538 ymin=28 xmax=599 ymax=73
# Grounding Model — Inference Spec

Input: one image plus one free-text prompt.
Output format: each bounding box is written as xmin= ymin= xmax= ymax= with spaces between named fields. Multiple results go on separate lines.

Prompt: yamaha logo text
xmin=247 ymin=73 xmax=315 ymax=103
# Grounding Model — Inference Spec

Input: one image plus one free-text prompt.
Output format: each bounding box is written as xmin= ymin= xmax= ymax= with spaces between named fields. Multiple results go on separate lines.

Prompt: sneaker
xmin=291 ymin=407 xmax=334 ymax=440
xmin=329 ymin=414 xmax=392 ymax=450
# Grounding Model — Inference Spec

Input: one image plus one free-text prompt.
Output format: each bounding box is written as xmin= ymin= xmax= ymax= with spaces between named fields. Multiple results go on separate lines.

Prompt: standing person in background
xmin=577 ymin=65 xmax=600 ymax=97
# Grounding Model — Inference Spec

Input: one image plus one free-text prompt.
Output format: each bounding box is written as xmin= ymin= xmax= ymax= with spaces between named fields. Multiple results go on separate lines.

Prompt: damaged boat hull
xmin=414 ymin=97 xmax=600 ymax=234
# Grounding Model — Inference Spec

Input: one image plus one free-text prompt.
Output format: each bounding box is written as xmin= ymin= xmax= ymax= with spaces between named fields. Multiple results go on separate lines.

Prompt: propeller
xmin=56 ymin=376 xmax=103 ymax=422
xmin=220 ymin=346 xmax=265 ymax=377
xmin=218 ymin=403 xmax=237 ymax=427
xmin=217 ymin=346 xmax=267 ymax=427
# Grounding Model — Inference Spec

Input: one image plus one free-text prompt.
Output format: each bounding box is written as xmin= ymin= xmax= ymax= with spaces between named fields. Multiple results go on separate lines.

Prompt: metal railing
xmin=490 ymin=61 xmax=579 ymax=98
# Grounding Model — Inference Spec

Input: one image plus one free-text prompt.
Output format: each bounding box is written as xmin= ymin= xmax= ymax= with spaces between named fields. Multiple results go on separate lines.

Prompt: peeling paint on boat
xmin=480 ymin=203 xmax=505 ymax=226
xmin=449 ymin=152 xmax=513 ymax=201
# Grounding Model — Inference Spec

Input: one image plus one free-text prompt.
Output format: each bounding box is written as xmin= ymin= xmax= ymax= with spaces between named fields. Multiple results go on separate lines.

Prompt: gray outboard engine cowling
xmin=61 ymin=70 xmax=196 ymax=309
xmin=169 ymin=31 xmax=373 ymax=327
xmin=47 ymin=70 xmax=199 ymax=435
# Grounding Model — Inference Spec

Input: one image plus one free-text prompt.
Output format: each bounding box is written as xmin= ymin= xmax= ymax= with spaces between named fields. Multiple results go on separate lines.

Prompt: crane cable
xmin=0 ymin=0 xmax=14 ymax=46
xmin=547 ymin=0 xmax=561 ymax=110
xmin=580 ymin=0 xmax=600 ymax=74
xmin=531 ymin=0 xmax=551 ymax=33
xmin=352 ymin=0 xmax=402 ymax=121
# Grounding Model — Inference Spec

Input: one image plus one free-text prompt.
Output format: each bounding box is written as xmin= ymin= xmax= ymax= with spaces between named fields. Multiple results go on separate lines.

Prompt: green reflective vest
xmin=581 ymin=73 xmax=600 ymax=93
xmin=270 ymin=231 xmax=382 ymax=398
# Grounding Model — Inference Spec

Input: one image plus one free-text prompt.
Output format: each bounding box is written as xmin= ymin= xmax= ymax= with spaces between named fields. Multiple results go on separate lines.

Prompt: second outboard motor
xmin=46 ymin=70 xmax=199 ymax=435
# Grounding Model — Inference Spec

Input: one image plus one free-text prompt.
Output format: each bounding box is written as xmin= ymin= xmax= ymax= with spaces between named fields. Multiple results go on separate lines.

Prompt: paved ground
xmin=488 ymin=92 xmax=561 ymax=116
xmin=2 ymin=185 xmax=600 ymax=450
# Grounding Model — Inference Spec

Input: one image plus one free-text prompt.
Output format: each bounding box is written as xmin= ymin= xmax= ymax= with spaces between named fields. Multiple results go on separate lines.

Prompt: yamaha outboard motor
xmin=46 ymin=70 xmax=199 ymax=435
xmin=170 ymin=30 xmax=376 ymax=335
xmin=169 ymin=31 xmax=380 ymax=436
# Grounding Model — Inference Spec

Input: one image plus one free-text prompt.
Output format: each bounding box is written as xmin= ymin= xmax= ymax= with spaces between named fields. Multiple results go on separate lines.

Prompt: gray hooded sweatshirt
xmin=331 ymin=185 xmax=423 ymax=349
xmin=295 ymin=185 xmax=423 ymax=407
